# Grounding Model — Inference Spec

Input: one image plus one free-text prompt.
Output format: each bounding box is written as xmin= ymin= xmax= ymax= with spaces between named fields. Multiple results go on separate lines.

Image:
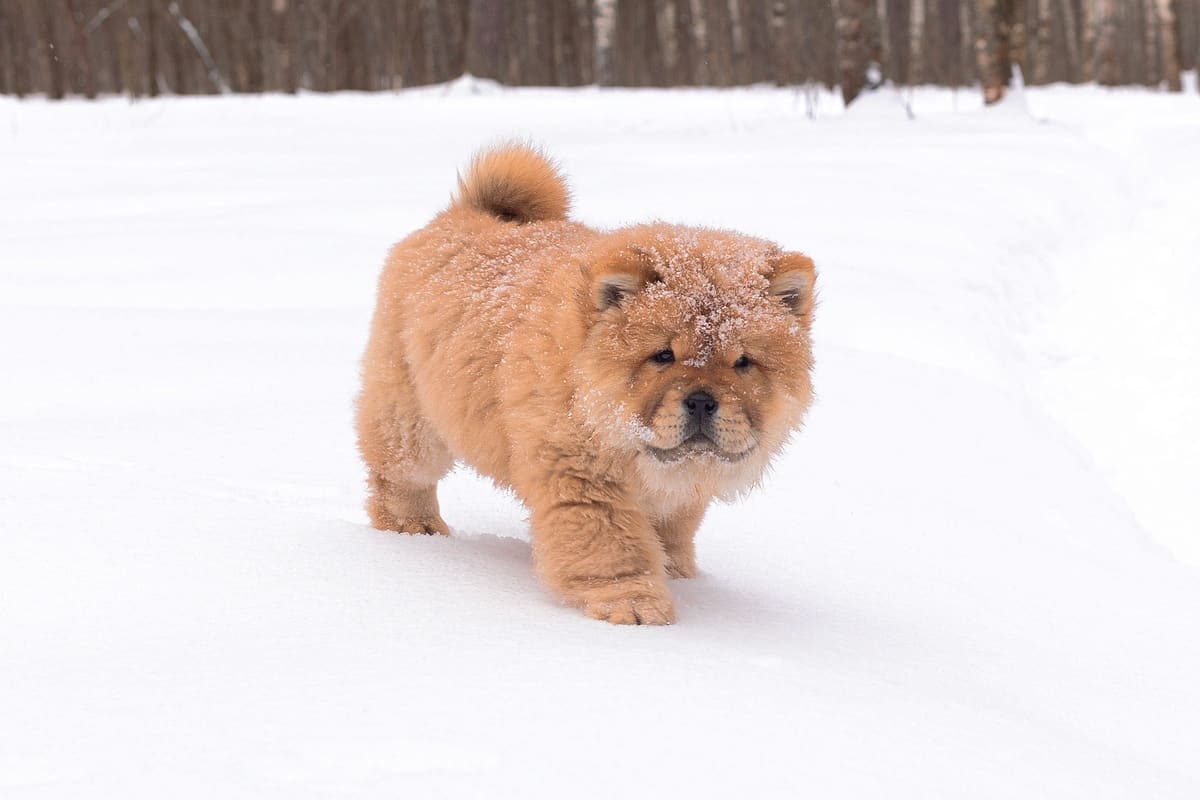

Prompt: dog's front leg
xmin=656 ymin=501 xmax=708 ymax=579
xmin=524 ymin=468 xmax=674 ymax=625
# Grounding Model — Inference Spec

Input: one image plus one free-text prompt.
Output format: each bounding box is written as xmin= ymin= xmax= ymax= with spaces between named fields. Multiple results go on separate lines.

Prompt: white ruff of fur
xmin=570 ymin=383 xmax=770 ymax=516
xmin=634 ymin=448 xmax=772 ymax=518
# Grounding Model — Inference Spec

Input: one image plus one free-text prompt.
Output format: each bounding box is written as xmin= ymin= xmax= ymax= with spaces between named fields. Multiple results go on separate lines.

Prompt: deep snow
xmin=2 ymin=81 xmax=1198 ymax=798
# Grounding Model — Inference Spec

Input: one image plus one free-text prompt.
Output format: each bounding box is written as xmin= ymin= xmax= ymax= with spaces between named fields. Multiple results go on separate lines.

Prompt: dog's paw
xmin=393 ymin=515 xmax=451 ymax=536
xmin=367 ymin=494 xmax=449 ymax=535
xmin=580 ymin=581 xmax=676 ymax=625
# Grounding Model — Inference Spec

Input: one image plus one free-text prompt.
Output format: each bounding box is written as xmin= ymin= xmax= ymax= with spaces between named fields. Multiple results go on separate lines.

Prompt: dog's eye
xmin=733 ymin=354 xmax=752 ymax=370
xmin=651 ymin=349 xmax=675 ymax=365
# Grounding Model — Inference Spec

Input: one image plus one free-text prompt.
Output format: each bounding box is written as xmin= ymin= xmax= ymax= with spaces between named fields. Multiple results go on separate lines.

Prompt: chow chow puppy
xmin=357 ymin=144 xmax=815 ymax=625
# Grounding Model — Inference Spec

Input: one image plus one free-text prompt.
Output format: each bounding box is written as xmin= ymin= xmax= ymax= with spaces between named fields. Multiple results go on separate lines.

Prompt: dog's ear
xmin=596 ymin=272 xmax=644 ymax=311
xmin=768 ymin=252 xmax=816 ymax=323
xmin=591 ymin=248 xmax=657 ymax=311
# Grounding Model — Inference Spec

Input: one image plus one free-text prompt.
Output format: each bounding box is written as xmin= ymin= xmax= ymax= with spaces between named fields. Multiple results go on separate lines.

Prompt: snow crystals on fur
xmin=626 ymin=227 xmax=798 ymax=367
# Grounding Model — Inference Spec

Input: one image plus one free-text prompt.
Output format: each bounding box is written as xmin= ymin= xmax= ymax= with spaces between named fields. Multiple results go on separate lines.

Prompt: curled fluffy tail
xmin=454 ymin=143 xmax=571 ymax=223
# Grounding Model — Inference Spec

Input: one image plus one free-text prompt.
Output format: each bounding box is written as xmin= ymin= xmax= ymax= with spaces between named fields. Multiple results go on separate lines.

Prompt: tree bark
xmin=1079 ymin=0 xmax=1096 ymax=80
xmin=835 ymin=0 xmax=869 ymax=103
xmin=875 ymin=0 xmax=891 ymax=81
xmin=1158 ymin=0 xmax=1183 ymax=89
xmin=909 ymin=0 xmax=925 ymax=84
xmin=1092 ymin=0 xmax=1121 ymax=85
xmin=465 ymin=0 xmax=504 ymax=80
xmin=960 ymin=0 xmax=975 ymax=89
xmin=1033 ymin=0 xmax=1052 ymax=83
xmin=35 ymin=0 xmax=65 ymax=99
xmin=593 ymin=0 xmax=615 ymax=84
xmin=703 ymin=0 xmax=736 ymax=86
xmin=1144 ymin=0 xmax=1162 ymax=85
xmin=4 ymin=0 xmax=1194 ymax=97
xmin=1009 ymin=0 xmax=1027 ymax=81
xmin=741 ymin=0 xmax=772 ymax=83
xmin=1059 ymin=0 xmax=1080 ymax=81
xmin=974 ymin=0 xmax=1008 ymax=103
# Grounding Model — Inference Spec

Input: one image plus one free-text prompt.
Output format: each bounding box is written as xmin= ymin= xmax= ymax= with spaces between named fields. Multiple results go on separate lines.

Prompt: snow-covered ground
xmin=2 ymin=81 xmax=1198 ymax=798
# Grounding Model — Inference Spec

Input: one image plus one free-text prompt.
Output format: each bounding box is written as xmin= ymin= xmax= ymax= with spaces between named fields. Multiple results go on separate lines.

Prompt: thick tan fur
xmin=455 ymin=145 xmax=571 ymax=223
xmin=357 ymin=143 xmax=816 ymax=625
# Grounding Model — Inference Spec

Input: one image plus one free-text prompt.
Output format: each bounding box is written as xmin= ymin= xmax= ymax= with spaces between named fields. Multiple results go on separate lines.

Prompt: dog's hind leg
xmin=356 ymin=368 xmax=454 ymax=535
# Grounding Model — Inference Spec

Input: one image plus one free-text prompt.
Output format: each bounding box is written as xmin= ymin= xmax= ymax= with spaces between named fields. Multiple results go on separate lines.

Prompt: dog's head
xmin=574 ymin=224 xmax=816 ymax=501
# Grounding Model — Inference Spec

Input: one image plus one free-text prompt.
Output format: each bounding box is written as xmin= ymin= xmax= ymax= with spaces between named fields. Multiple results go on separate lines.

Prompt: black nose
xmin=683 ymin=391 xmax=718 ymax=422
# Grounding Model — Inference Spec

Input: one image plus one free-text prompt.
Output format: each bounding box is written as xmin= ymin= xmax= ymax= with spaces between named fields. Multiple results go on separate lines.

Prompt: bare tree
xmin=1144 ymin=0 xmax=1162 ymax=85
xmin=1009 ymin=0 xmax=1027 ymax=79
xmin=2 ymin=0 xmax=1195 ymax=99
xmin=1158 ymin=0 xmax=1183 ymax=89
xmin=1032 ymin=0 xmax=1052 ymax=83
xmin=703 ymin=0 xmax=736 ymax=87
xmin=1059 ymin=0 xmax=1080 ymax=81
xmin=593 ymin=0 xmax=615 ymax=84
xmin=1093 ymin=0 xmax=1121 ymax=85
xmin=1181 ymin=0 xmax=1200 ymax=73
xmin=34 ymin=0 xmax=66 ymax=99
xmin=974 ymin=0 xmax=1008 ymax=103
xmin=465 ymin=0 xmax=503 ymax=81
xmin=740 ymin=0 xmax=772 ymax=83
xmin=959 ymin=0 xmax=975 ymax=87
xmin=613 ymin=0 xmax=664 ymax=86
xmin=835 ymin=0 xmax=870 ymax=104
xmin=875 ymin=0 xmax=891 ymax=79
xmin=909 ymin=0 xmax=925 ymax=84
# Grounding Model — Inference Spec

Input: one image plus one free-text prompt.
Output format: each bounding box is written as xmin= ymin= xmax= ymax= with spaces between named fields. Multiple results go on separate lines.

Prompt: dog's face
xmin=575 ymin=225 xmax=815 ymax=501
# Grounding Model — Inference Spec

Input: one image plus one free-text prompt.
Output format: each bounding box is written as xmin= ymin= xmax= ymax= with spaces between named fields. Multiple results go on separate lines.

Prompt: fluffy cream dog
xmin=357 ymin=144 xmax=815 ymax=624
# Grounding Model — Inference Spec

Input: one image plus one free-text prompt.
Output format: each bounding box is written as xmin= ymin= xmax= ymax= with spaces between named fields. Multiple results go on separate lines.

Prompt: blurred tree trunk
xmin=1093 ymin=0 xmax=1120 ymax=84
xmin=557 ymin=0 xmax=594 ymax=85
xmin=941 ymin=0 xmax=970 ymax=87
xmin=1009 ymin=0 xmax=1027 ymax=80
xmin=166 ymin=0 xmax=228 ymax=93
xmin=908 ymin=0 xmax=924 ymax=85
xmin=960 ymin=0 xmax=975 ymax=88
xmin=466 ymin=0 xmax=503 ymax=80
xmin=246 ymin=0 xmax=265 ymax=92
xmin=766 ymin=0 xmax=794 ymax=84
xmin=875 ymin=0 xmax=891 ymax=80
xmin=805 ymin=0 xmax=839 ymax=88
xmin=728 ymin=0 xmax=748 ymax=83
xmin=144 ymin=0 xmax=160 ymax=96
xmin=1182 ymin=0 xmax=1200 ymax=72
xmin=703 ymin=0 xmax=736 ymax=86
xmin=1158 ymin=0 xmax=1183 ymax=89
xmin=35 ymin=0 xmax=65 ymax=99
xmin=1080 ymin=0 xmax=1097 ymax=80
xmin=974 ymin=0 xmax=1009 ymax=103
xmin=663 ymin=0 xmax=699 ymax=84
xmin=0 ymin=2 xmax=17 ymax=95
xmin=6 ymin=0 xmax=1199 ymax=98
xmin=835 ymin=0 xmax=869 ymax=103
xmin=1032 ymin=0 xmax=1052 ymax=83
xmin=593 ymin=0 xmax=615 ymax=84
xmin=614 ymin=0 xmax=664 ymax=86
xmin=1144 ymin=0 xmax=1162 ymax=85
xmin=740 ymin=0 xmax=772 ymax=83
xmin=1059 ymin=0 xmax=1080 ymax=81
